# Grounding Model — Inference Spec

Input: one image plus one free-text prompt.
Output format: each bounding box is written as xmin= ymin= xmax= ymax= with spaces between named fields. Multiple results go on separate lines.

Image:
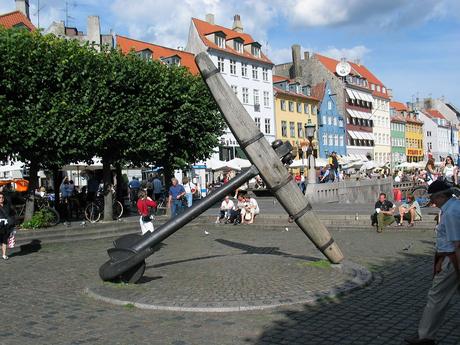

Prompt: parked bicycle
xmin=84 ymin=194 xmax=123 ymax=223
xmin=15 ymin=194 xmax=60 ymax=227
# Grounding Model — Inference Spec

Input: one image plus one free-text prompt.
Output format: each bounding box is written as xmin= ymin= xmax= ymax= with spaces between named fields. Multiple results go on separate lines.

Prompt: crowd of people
xmin=216 ymin=192 xmax=259 ymax=225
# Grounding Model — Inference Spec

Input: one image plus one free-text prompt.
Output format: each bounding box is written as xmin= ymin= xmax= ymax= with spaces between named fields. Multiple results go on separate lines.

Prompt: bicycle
xmin=84 ymin=194 xmax=123 ymax=223
xmin=15 ymin=194 xmax=60 ymax=227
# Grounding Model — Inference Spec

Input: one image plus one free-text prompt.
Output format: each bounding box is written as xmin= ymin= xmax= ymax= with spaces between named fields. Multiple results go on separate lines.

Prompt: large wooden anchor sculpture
xmin=99 ymin=53 xmax=344 ymax=283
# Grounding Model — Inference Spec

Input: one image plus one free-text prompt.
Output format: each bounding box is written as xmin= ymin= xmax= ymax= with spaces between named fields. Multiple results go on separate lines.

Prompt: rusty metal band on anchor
xmin=318 ymin=238 xmax=335 ymax=252
xmin=288 ymin=204 xmax=312 ymax=222
xmin=201 ymin=68 xmax=220 ymax=80
xmin=270 ymin=174 xmax=293 ymax=193
xmin=240 ymin=132 xmax=265 ymax=149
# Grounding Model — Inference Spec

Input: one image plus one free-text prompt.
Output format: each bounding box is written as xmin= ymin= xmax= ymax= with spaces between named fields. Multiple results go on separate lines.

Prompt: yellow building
xmin=273 ymin=78 xmax=319 ymax=160
xmin=405 ymin=112 xmax=424 ymax=162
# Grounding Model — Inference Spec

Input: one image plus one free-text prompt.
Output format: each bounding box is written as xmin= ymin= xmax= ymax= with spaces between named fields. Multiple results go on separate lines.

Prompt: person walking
xmin=136 ymin=190 xmax=157 ymax=235
xmin=128 ymin=177 xmax=141 ymax=207
xmin=329 ymin=152 xmax=339 ymax=181
xmin=0 ymin=192 xmax=15 ymax=260
xmin=405 ymin=180 xmax=460 ymax=345
xmin=60 ymin=176 xmax=74 ymax=226
xmin=182 ymin=176 xmax=196 ymax=208
xmin=152 ymin=174 xmax=163 ymax=201
xmin=168 ymin=178 xmax=186 ymax=218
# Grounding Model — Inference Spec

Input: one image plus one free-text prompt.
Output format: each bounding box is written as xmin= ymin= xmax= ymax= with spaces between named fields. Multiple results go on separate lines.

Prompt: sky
xmin=2 ymin=0 xmax=459 ymax=106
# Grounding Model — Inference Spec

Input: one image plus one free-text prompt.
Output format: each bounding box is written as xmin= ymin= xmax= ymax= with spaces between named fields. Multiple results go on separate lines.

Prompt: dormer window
xmin=376 ymin=85 xmax=381 ymax=92
xmin=382 ymin=87 xmax=386 ymax=93
xmin=251 ymin=45 xmax=261 ymax=57
xmin=137 ymin=49 xmax=153 ymax=60
xmin=302 ymin=85 xmax=311 ymax=96
xmin=160 ymin=55 xmax=181 ymax=66
xmin=215 ymin=34 xmax=226 ymax=49
xmin=234 ymin=40 xmax=243 ymax=53
xmin=371 ymin=84 xmax=375 ymax=91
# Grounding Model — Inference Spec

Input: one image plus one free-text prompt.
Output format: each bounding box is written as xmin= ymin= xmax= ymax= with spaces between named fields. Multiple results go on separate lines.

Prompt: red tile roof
xmin=192 ymin=17 xmax=273 ymax=65
xmin=314 ymin=53 xmax=390 ymax=99
xmin=116 ymin=35 xmax=199 ymax=75
xmin=425 ymin=109 xmax=446 ymax=120
xmin=273 ymin=87 xmax=319 ymax=102
xmin=272 ymin=75 xmax=291 ymax=83
xmin=390 ymin=101 xmax=408 ymax=112
xmin=0 ymin=11 xmax=35 ymax=31
xmin=405 ymin=115 xmax=423 ymax=124
xmin=311 ymin=82 xmax=326 ymax=101
xmin=391 ymin=114 xmax=406 ymax=123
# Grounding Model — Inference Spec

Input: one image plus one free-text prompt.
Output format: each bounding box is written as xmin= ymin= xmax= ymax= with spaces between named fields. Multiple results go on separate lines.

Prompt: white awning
xmin=348 ymin=130 xmax=359 ymax=139
xmin=351 ymin=89 xmax=362 ymax=101
xmin=347 ymin=109 xmax=371 ymax=120
xmin=346 ymin=89 xmax=355 ymax=100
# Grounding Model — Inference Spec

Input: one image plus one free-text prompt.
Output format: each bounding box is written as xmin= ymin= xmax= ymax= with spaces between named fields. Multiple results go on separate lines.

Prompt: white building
xmin=419 ymin=109 xmax=450 ymax=161
xmin=186 ymin=14 xmax=275 ymax=160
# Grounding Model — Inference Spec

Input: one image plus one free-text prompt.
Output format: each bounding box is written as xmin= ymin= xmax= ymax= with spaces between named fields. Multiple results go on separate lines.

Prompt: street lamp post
xmin=304 ymin=124 xmax=317 ymax=184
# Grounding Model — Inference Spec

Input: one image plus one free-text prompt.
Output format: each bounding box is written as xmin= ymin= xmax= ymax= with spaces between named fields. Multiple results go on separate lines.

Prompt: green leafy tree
xmin=0 ymin=28 xmax=94 ymax=220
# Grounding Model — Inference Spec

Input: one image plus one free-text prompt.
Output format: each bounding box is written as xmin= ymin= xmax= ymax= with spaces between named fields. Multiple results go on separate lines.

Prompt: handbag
xmin=142 ymin=215 xmax=151 ymax=222
xmin=8 ymin=230 xmax=16 ymax=249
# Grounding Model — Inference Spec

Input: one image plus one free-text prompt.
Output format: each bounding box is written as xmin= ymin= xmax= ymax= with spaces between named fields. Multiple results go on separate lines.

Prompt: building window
xmin=333 ymin=117 xmax=337 ymax=126
xmin=280 ymin=99 xmax=286 ymax=111
xmin=322 ymin=115 xmax=326 ymax=125
xmin=242 ymin=87 xmax=249 ymax=104
xmin=138 ymin=49 xmax=152 ymax=60
xmin=322 ymin=133 xmax=327 ymax=145
xmin=297 ymin=122 xmax=303 ymax=138
xmin=338 ymin=118 xmax=344 ymax=127
xmin=281 ymin=121 xmax=287 ymax=137
xmin=263 ymin=91 xmax=269 ymax=107
xmin=253 ymin=90 xmax=260 ymax=111
xmin=217 ymin=57 xmax=225 ymax=72
xmin=328 ymin=134 xmax=334 ymax=146
xmin=252 ymin=65 xmax=258 ymax=79
xmin=371 ymin=84 xmax=375 ymax=91
xmin=313 ymin=106 xmax=318 ymax=115
xmin=327 ymin=100 xmax=332 ymax=110
xmin=339 ymin=135 xmax=344 ymax=147
xmin=231 ymin=85 xmax=238 ymax=96
xmin=215 ymin=35 xmax=225 ymax=49
xmin=376 ymin=85 xmax=381 ymax=92
xmin=328 ymin=116 xmax=332 ymax=125
xmin=262 ymin=68 xmax=268 ymax=81
xmin=230 ymin=59 xmax=236 ymax=75
xmin=304 ymin=104 xmax=310 ymax=114
xmin=297 ymin=102 xmax=302 ymax=113
xmin=334 ymin=134 xmax=339 ymax=146
xmin=265 ymin=118 xmax=271 ymax=134
xmin=290 ymin=122 xmax=295 ymax=137
xmin=241 ymin=63 xmax=248 ymax=77
xmin=251 ymin=45 xmax=261 ymax=57
xmin=234 ymin=40 xmax=243 ymax=53
xmin=255 ymin=117 xmax=261 ymax=129
xmin=289 ymin=101 xmax=294 ymax=112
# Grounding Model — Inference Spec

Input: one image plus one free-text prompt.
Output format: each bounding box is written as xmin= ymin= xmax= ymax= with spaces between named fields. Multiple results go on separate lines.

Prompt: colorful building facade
xmin=389 ymin=102 xmax=406 ymax=165
xmin=273 ymin=76 xmax=319 ymax=159
xmin=313 ymin=81 xmax=346 ymax=158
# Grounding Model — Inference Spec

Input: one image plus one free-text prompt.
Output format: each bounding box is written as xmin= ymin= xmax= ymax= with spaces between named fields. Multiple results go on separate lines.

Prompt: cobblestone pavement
xmin=1 ymin=222 xmax=459 ymax=345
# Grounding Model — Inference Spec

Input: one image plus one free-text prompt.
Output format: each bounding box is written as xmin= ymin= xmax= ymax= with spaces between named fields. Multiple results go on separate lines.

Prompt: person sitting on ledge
xmin=216 ymin=195 xmax=234 ymax=224
xmin=371 ymin=192 xmax=395 ymax=233
xmin=241 ymin=194 xmax=259 ymax=224
xmin=395 ymin=193 xmax=422 ymax=227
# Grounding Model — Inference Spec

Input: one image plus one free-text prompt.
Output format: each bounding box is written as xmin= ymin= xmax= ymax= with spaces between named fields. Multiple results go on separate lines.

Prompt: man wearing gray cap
xmin=405 ymin=180 xmax=460 ymax=345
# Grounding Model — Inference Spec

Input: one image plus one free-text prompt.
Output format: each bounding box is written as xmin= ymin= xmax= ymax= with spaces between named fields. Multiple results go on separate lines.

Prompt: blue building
xmin=314 ymin=81 xmax=347 ymax=158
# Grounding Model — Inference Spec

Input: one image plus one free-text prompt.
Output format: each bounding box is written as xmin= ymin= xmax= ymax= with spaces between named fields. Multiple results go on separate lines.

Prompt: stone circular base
xmin=86 ymin=255 xmax=372 ymax=312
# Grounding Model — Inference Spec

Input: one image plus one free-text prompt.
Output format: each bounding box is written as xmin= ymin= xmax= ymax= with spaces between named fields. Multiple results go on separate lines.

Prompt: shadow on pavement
xmin=9 ymin=239 xmax=42 ymax=257
xmin=250 ymin=251 xmax=460 ymax=345
xmin=145 ymin=254 xmax=228 ymax=270
xmin=215 ymin=238 xmax=321 ymax=262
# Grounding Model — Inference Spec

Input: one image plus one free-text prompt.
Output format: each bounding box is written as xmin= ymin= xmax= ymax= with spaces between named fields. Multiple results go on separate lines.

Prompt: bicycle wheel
xmin=42 ymin=206 xmax=60 ymax=226
xmin=112 ymin=200 xmax=123 ymax=220
xmin=412 ymin=186 xmax=430 ymax=207
xmin=85 ymin=202 xmax=101 ymax=223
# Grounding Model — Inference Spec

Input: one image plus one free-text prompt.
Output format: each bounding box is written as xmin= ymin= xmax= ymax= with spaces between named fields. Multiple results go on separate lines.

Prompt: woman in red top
xmin=137 ymin=190 xmax=158 ymax=235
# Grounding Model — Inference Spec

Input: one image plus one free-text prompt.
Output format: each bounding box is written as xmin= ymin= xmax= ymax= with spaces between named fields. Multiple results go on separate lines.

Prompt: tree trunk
xmin=24 ymin=161 xmax=39 ymax=222
xmin=102 ymin=160 xmax=113 ymax=222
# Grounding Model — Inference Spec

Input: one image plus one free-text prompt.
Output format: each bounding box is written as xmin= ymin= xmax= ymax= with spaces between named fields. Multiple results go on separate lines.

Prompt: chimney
xmin=387 ymin=88 xmax=393 ymax=98
xmin=353 ymin=58 xmax=360 ymax=65
xmin=232 ymin=14 xmax=243 ymax=33
xmin=304 ymin=51 xmax=310 ymax=60
xmin=291 ymin=44 xmax=302 ymax=78
xmin=87 ymin=16 xmax=101 ymax=51
xmin=205 ymin=13 xmax=215 ymax=25
xmin=15 ymin=0 xmax=30 ymax=20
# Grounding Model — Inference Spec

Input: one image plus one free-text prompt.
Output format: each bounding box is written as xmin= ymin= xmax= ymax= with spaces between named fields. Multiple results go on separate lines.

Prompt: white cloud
xmin=320 ymin=45 xmax=371 ymax=63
